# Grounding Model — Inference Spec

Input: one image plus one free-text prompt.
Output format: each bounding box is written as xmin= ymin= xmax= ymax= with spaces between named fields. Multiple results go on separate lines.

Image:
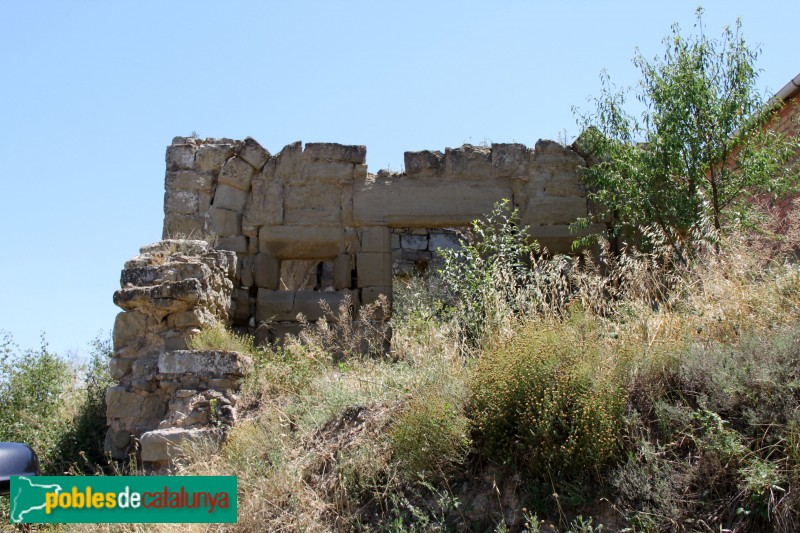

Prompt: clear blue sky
xmin=0 ymin=1 xmax=796 ymax=359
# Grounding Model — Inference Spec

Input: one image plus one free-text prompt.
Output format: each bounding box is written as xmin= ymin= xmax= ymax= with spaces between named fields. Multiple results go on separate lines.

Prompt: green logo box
xmin=9 ymin=476 xmax=237 ymax=524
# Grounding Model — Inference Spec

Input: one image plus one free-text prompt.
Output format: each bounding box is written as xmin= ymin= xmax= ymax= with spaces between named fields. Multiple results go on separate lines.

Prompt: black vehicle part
xmin=0 ymin=442 xmax=40 ymax=496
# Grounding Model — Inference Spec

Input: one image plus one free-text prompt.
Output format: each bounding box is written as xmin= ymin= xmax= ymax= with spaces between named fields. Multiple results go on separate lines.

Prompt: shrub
xmin=187 ymin=320 xmax=257 ymax=356
xmin=390 ymin=388 xmax=470 ymax=482
xmin=470 ymin=312 xmax=625 ymax=480
xmin=0 ymin=332 xmax=74 ymax=474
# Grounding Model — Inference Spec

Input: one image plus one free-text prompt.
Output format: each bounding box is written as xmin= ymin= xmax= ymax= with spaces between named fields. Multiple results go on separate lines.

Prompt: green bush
xmin=470 ymin=312 xmax=625 ymax=480
xmin=390 ymin=389 xmax=470 ymax=481
xmin=0 ymin=332 xmax=74 ymax=474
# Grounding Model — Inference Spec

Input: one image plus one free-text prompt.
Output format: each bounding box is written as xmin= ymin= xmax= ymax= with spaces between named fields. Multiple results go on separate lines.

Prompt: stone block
xmin=401 ymin=234 xmax=428 ymax=250
xmin=140 ymin=428 xmax=220 ymax=464
xmin=166 ymin=310 xmax=205 ymax=329
xmin=162 ymin=214 xmax=206 ymax=239
xmin=254 ymin=253 xmax=280 ymax=289
xmin=164 ymin=189 xmax=198 ymax=215
xmin=216 ymin=236 xmax=248 ymax=253
xmin=283 ymin=182 xmax=342 ymax=225
xmin=444 ymin=144 xmax=492 ymax=178
xmin=168 ymin=170 xmax=214 ymax=191
xmin=304 ymin=143 xmax=366 ymax=164
xmin=360 ymin=227 xmax=390 ymax=253
xmin=213 ymin=183 xmax=249 ymax=212
xmin=109 ymin=357 xmax=133 ymax=380
xmin=243 ymin=177 xmax=283 ymax=230
xmin=256 ymin=289 xmax=295 ymax=322
xmin=292 ymin=290 xmax=352 ymax=321
xmin=334 ymin=254 xmax=352 ymax=289
xmin=299 ymin=161 xmax=355 ymax=183
xmin=259 ymin=225 xmax=342 ymax=259
xmin=522 ymin=196 xmax=587 ymax=226
xmin=404 ymin=150 xmax=443 ymax=176
xmin=275 ymin=141 xmax=303 ymax=179
xmin=132 ymin=356 xmax=159 ymax=382
xmin=491 ymin=143 xmax=528 ymax=176
xmin=159 ymin=350 xmax=253 ymax=376
xmin=354 ymin=164 xmax=368 ymax=179
xmin=195 ymin=143 xmax=234 ymax=174
xmin=280 ymin=260 xmax=319 ymax=291
xmin=429 ymin=232 xmax=462 ymax=252
xmin=529 ymin=169 xmax=585 ymax=197
xmin=240 ymin=255 xmax=254 ymax=287
xmin=106 ymin=386 xmax=144 ymax=419
xmin=320 ymin=260 xmax=334 ymax=290
xmin=218 ymin=156 xmax=255 ymax=191
xmin=270 ymin=322 xmax=305 ymax=343
xmin=361 ymin=286 xmax=392 ymax=319
xmin=209 ymin=207 xmax=241 ymax=237
xmin=356 ymin=253 xmax=392 ymax=288
xmin=113 ymin=311 xmax=148 ymax=351
xmin=234 ymin=288 xmax=250 ymax=322
xmin=353 ymin=179 xmax=512 ymax=227
xmin=237 ymin=137 xmax=270 ymax=170
xmin=166 ymin=144 xmax=195 ymax=171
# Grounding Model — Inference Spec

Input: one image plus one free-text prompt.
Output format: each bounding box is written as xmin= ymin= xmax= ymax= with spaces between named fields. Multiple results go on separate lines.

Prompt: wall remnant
xmin=106 ymin=240 xmax=252 ymax=467
xmin=161 ymin=136 xmax=604 ymax=340
xmin=107 ymin=135 xmax=603 ymax=464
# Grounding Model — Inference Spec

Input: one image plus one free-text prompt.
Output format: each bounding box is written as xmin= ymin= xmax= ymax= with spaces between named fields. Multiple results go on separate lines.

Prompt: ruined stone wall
xmin=161 ymin=136 xmax=605 ymax=339
xmin=106 ymin=240 xmax=252 ymax=467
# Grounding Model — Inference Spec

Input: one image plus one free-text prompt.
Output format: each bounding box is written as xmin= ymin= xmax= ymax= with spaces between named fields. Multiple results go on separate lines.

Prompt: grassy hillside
xmin=5 ymin=203 xmax=800 ymax=532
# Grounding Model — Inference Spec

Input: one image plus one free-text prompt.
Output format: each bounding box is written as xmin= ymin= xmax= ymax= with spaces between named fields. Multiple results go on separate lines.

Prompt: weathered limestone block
xmin=254 ymin=253 xmax=280 ymax=289
xmin=216 ymin=236 xmax=248 ymax=253
xmin=300 ymin=161 xmax=355 ymax=184
xmin=280 ymin=260 xmax=320 ymax=291
xmin=521 ymin=196 xmax=588 ymax=226
xmin=166 ymin=170 xmax=214 ymax=191
xmin=401 ymin=234 xmax=428 ymax=250
xmin=163 ymin=214 xmax=206 ymax=239
xmin=356 ymin=253 xmax=392 ymax=288
xmin=195 ymin=143 xmax=234 ymax=174
xmin=404 ymin=150 xmax=443 ymax=176
xmin=209 ymin=207 xmax=241 ymax=237
xmin=354 ymin=179 xmax=512 ymax=227
xmin=256 ymin=289 xmax=295 ymax=322
xmin=158 ymin=350 xmax=253 ymax=377
xmin=444 ymin=144 xmax=492 ymax=178
xmin=166 ymin=144 xmax=196 ymax=171
xmin=292 ymin=290 xmax=353 ymax=321
xmin=243 ymin=176 xmax=283 ymax=232
xmin=283 ymin=182 xmax=342 ymax=225
xmin=164 ymin=189 xmax=198 ymax=215
xmin=304 ymin=143 xmax=366 ymax=164
xmin=259 ymin=225 xmax=343 ymax=259
xmin=237 ymin=137 xmax=270 ymax=170
xmin=218 ymin=156 xmax=255 ymax=191
xmin=275 ymin=141 xmax=303 ymax=179
xmin=360 ymin=227 xmax=390 ymax=253
xmin=361 ymin=286 xmax=392 ymax=320
xmin=113 ymin=310 xmax=148 ymax=351
xmin=240 ymin=255 xmax=254 ymax=287
xmin=213 ymin=183 xmax=249 ymax=212
xmin=109 ymin=357 xmax=133 ymax=380
xmin=114 ymin=278 xmax=202 ymax=317
xmin=334 ymin=254 xmax=353 ymax=289
xmin=106 ymin=386 xmax=145 ymax=419
xmin=491 ymin=143 xmax=528 ymax=177
xmin=140 ymin=427 xmax=221 ymax=464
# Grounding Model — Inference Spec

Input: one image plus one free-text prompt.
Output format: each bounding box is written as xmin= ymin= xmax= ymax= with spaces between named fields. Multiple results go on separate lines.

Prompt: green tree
xmin=574 ymin=9 xmax=797 ymax=261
